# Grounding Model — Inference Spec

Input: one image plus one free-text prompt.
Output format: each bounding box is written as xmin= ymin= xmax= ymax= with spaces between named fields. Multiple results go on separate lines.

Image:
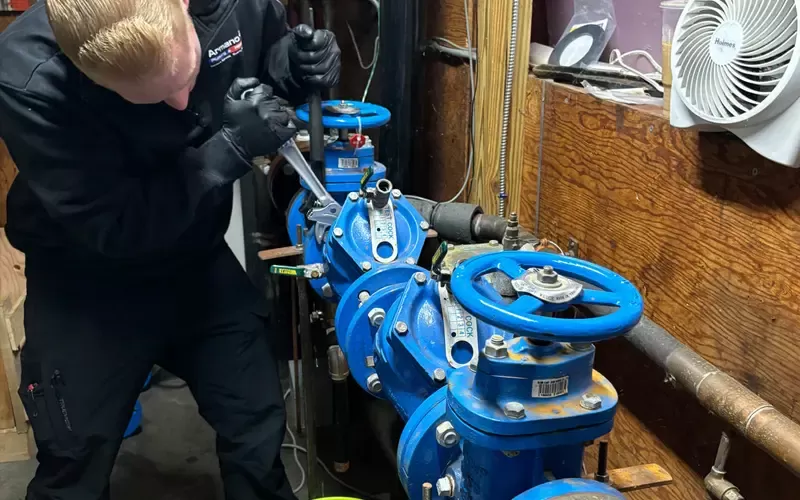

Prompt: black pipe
xmin=379 ymin=0 xmax=420 ymax=193
xmin=294 ymin=22 xmax=326 ymax=188
xmin=408 ymin=198 xmax=537 ymax=244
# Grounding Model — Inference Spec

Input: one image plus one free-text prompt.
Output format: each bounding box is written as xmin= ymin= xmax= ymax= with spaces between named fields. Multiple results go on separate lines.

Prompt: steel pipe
xmin=621 ymin=314 xmax=800 ymax=478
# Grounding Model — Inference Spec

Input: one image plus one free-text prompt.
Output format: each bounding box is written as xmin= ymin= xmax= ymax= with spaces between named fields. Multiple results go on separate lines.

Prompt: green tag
xmin=431 ymin=241 xmax=448 ymax=272
xmin=360 ymin=165 xmax=375 ymax=192
xmin=269 ymin=265 xmax=303 ymax=278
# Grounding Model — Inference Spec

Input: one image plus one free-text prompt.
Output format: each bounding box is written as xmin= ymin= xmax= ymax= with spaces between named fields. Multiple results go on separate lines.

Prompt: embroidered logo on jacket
xmin=208 ymin=31 xmax=244 ymax=67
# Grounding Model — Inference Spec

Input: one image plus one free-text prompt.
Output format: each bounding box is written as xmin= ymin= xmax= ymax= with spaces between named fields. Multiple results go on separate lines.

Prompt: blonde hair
xmin=46 ymin=0 xmax=188 ymax=83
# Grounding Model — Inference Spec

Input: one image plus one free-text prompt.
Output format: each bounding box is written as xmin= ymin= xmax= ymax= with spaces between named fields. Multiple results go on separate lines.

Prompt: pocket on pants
xmin=18 ymin=382 xmax=56 ymax=444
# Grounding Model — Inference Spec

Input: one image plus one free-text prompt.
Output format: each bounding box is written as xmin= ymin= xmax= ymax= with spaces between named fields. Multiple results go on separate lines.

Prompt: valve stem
xmin=503 ymin=212 xmax=521 ymax=250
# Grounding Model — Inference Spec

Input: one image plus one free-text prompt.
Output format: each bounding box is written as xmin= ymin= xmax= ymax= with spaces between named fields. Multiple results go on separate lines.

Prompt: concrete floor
xmin=0 ymin=382 xmax=352 ymax=500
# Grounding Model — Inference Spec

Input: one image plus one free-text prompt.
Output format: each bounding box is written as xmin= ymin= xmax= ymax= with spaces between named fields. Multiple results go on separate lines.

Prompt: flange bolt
xmin=368 ymin=308 xmax=386 ymax=327
xmin=436 ymin=475 xmax=455 ymax=497
xmin=580 ymin=393 xmax=603 ymax=411
xmin=435 ymin=421 xmax=460 ymax=448
xmin=503 ymin=401 xmax=526 ymax=419
xmin=367 ymin=374 xmax=382 ymax=393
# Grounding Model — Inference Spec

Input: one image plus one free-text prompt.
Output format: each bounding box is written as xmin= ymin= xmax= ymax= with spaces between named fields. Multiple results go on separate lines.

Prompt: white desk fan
xmin=670 ymin=0 xmax=800 ymax=167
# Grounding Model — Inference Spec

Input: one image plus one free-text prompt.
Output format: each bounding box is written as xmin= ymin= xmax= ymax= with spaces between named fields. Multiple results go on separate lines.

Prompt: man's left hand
xmin=289 ymin=24 xmax=341 ymax=91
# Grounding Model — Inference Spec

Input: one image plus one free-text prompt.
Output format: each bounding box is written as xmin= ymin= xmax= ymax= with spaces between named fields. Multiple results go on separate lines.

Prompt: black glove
xmin=220 ymin=78 xmax=296 ymax=158
xmin=289 ymin=25 xmax=341 ymax=91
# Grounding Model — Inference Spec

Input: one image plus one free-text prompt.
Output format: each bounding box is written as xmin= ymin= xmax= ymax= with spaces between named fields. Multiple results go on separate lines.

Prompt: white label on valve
xmin=338 ymin=158 xmax=360 ymax=169
xmin=532 ymin=377 xmax=569 ymax=398
xmin=368 ymin=200 xmax=398 ymax=264
xmin=439 ymin=286 xmax=480 ymax=369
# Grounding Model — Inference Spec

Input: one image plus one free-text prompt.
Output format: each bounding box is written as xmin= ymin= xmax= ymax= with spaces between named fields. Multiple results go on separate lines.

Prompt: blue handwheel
xmin=296 ymin=100 xmax=391 ymax=129
xmin=450 ymin=251 xmax=643 ymax=343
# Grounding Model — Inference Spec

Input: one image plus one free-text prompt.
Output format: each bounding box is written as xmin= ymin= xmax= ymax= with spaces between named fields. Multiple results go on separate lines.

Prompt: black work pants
xmin=18 ymin=246 xmax=295 ymax=500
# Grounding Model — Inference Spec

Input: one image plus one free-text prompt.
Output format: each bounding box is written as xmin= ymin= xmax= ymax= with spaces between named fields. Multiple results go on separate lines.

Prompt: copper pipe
xmin=622 ymin=314 xmax=800 ymax=478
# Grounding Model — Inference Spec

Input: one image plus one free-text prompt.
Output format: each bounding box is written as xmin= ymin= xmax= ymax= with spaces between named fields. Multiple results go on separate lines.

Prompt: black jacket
xmin=0 ymin=0 xmax=303 ymax=270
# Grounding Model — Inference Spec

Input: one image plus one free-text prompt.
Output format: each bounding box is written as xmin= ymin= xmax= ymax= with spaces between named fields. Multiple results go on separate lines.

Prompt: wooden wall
xmin=403 ymin=0 xmax=800 ymax=488
xmin=0 ymin=13 xmax=20 ymax=227
xmin=518 ymin=77 xmax=800 ymax=499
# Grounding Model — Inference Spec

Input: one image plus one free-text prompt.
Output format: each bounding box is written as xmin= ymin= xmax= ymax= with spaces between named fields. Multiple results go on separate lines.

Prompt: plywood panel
xmin=521 ymin=78 xmax=800 ymax=498
xmin=0 ymin=229 xmax=23 ymax=431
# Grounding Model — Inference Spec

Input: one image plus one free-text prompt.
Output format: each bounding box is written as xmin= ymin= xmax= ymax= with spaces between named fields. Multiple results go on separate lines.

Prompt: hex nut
xmin=433 ymin=368 xmax=446 ymax=383
xmin=361 ymin=261 xmax=373 ymax=271
xmin=405 ymin=257 xmax=416 ymax=265
xmin=484 ymin=337 xmax=509 ymax=359
xmin=392 ymin=189 xmax=402 ymax=199
xmin=580 ymin=393 xmax=602 ymax=411
xmin=539 ymin=265 xmax=559 ymax=284
xmin=358 ymin=290 xmax=371 ymax=302
xmin=348 ymin=192 xmax=359 ymax=202
xmin=414 ymin=272 xmax=427 ymax=285
xmin=368 ymin=308 xmax=386 ymax=327
xmin=333 ymin=227 xmax=344 ymax=238
xmin=367 ymin=374 xmax=382 ymax=393
xmin=436 ymin=476 xmax=455 ymax=497
xmin=435 ymin=421 xmax=460 ymax=448
xmin=420 ymin=221 xmax=431 ymax=231
xmin=395 ymin=321 xmax=409 ymax=335
xmin=321 ymin=284 xmax=334 ymax=298
xmin=504 ymin=401 xmax=526 ymax=419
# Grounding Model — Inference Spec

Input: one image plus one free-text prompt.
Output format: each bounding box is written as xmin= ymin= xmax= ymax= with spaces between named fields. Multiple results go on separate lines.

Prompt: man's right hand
xmin=221 ymin=78 xmax=296 ymax=159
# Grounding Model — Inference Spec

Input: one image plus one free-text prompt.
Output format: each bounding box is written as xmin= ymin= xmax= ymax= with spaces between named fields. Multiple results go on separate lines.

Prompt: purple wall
xmin=546 ymin=0 xmax=664 ymax=70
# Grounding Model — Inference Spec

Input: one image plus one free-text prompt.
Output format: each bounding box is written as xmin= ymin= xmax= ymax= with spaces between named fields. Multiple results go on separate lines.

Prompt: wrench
xmin=278 ymin=139 xmax=342 ymax=243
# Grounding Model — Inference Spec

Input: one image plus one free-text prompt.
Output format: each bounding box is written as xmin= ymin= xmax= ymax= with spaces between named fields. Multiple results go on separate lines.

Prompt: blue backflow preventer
xmin=278 ymin=97 xmax=645 ymax=498
xmin=330 ymin=248 xmax=644 ymax=499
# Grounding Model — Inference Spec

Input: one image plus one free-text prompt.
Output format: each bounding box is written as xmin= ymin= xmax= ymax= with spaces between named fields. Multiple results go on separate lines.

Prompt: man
xmin=0 ymin=0 xmax=340 ymax=498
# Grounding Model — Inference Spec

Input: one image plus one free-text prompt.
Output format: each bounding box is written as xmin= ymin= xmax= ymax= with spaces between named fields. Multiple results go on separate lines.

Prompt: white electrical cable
xmin=347 ymin=21 xmax=380 ymax=70
xmin=445 ymin=0 xmax=476 ymax=203
xmin=361 ymin=11 xmax=380 ymax=102
xmin=283 ymin=390 xmax=306 ymax=495
xmin=432 ymin=36 xmax=470 ymax=51
xmin=282 ymin=388 xmax=379 ymax=499
xmin=608 ymin=49 xmax=664 ymax=93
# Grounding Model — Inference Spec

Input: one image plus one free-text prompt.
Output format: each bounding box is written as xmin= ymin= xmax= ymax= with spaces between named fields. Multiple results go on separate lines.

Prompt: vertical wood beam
xmin=470 ymin=0 xmax=533 ymax=216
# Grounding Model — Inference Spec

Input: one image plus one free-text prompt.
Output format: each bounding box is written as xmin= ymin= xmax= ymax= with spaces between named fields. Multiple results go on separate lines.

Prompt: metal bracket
xmin=512 ymin=268 xmax=583 ymax=304
xmin=438 ymin=285 xmax=480 ymax=369
xmin=368 ymin=198 xmax=399 ymax=264
xmin=567 ymin=238 xmax=579 ymax=257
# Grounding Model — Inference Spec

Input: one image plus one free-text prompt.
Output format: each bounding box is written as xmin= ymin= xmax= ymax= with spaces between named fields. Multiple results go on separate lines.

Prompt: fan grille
xmin=674 ymin=0 xmax=798 ymax=121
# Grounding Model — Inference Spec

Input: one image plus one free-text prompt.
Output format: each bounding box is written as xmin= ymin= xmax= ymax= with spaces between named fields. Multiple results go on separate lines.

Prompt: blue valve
xmin=296 ymin=100 xmax=391 ymax=129
xmin=450 ymin=251 xmax=644 ymax=343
